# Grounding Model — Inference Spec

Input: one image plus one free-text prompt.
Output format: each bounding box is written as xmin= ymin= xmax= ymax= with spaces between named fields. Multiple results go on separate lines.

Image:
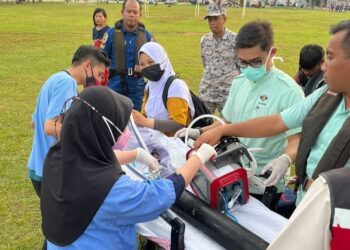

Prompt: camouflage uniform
xmin=198 ymin=28 xmax=239 ymax=113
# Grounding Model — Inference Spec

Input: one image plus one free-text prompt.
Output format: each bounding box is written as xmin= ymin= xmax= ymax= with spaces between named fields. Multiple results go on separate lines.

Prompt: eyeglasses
xmin=235 ymin=59 xmax=264 ymax=69
xmin=58 ymin=96 xmax=124 ymax=144
xmin=235 ymin=48 xmax=273 ymax=69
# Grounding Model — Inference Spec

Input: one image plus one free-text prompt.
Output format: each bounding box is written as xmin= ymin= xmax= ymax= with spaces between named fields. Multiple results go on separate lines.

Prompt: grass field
xmin=0 ymin=2 xmax=349 ymax=248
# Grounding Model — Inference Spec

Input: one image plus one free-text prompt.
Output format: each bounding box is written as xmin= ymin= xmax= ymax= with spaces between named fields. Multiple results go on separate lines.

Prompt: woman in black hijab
xmin=41 ymin=86 xmax=216 ymax=249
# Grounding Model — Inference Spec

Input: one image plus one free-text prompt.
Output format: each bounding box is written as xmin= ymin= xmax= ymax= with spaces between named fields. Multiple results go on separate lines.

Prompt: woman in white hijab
xmin=132 ymin=42 xmax=195 ymax=136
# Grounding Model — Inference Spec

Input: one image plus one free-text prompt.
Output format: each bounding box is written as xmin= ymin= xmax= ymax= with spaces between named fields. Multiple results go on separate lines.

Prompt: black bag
xmin=162 ymin=75 xmax=213 ymax=128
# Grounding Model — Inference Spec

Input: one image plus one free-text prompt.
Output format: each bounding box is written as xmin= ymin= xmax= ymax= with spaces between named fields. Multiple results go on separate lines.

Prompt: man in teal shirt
xmin=177 ymin=20 xmax=304 ymax=209
xmin=194 ymin=20 xmax=350 ymax=206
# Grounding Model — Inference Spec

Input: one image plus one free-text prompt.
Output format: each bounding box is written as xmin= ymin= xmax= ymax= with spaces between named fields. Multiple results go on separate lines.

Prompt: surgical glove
xmin=192 ymin=143 xmax=217 ymax=164
xmin=174 ymin=128 xmax=200 ymax=139
xmin=261 ymin=154 xmax=291 ymax=187
xmin=135 ymin=148 xmax=160 ymax=172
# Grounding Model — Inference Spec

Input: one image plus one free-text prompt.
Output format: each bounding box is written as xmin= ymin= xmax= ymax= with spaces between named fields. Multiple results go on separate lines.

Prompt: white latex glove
xmin=135 ymin=148 xmax=160 ymax=172
xmin=261 ymin=154 xmax=291 ymax=186
xmin=174 ymin=128 xmax=200 ymax=139
xmin=192 ymin=143 xmax=217 ymax=164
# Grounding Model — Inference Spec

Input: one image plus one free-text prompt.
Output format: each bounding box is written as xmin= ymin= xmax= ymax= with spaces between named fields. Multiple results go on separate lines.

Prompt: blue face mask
xmin=240 ymin=49 xmax=272 ymax=82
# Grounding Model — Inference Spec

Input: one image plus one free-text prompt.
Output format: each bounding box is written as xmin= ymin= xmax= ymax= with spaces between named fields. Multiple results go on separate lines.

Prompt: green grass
xmin=0 ymin=3 xmax=348 ymax=248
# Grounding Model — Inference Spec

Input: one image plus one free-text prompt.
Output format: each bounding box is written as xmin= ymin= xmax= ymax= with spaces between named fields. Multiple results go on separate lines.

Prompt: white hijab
xmin=139 ymin=42 xmax=194 ymax=120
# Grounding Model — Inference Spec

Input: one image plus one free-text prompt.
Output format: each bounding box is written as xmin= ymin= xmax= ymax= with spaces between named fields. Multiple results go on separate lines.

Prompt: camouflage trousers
xmin=202 ymin=100 xmax=226 ymax=116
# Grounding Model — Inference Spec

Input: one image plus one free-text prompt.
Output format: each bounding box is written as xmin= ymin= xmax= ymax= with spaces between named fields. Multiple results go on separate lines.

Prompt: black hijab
xmin=41 ymin=86 xmax=133 ymax=246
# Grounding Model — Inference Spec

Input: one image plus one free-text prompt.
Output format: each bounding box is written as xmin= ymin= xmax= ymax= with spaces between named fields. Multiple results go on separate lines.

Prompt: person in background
xmin=28 ymin=45 xmax=110 ymax=249
xmin=294 ymin=44 xmax=325 ymax=96
xmin=177 ymin=20 xmax=304 ymax=211
xmin=92 ymin=8 xmax=110 ymax=86
xmin=132 ymin=42 xmax=195 ymax=136
xmin=104 ymin=0 xmax=153 ymax=111
xmin=198 ymin=3 xmax=239 ymax=115
xmin=40 ymin=87 xmax=216 ymax=249
xmin=92 ymin=8 xmax=110 ymax=49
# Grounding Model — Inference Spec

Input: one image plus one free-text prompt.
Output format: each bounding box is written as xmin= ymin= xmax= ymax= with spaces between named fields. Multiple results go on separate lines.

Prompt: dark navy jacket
xmin=104 ymin=24 xmax=152 ymax=111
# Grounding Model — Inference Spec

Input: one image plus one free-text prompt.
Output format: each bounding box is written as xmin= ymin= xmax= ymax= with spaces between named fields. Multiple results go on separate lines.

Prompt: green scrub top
xmin=280 ymin=85 xmax=350 ymax=204
xmin=222 ymin=66 xmax=305 ymax=194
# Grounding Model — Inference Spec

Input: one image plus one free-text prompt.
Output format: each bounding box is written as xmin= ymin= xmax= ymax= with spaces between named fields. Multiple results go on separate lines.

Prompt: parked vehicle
xmin=295 ymin=0 xmax=306 ymax=7
xmin=276 ymin=0 xmax=286 ymax=6
xmin=164 ymin=0 xmax=177 ymax=5
xmin=189 ymin=0 xmax=210 ymax=5
xmin=250 ymin=0 xmax=264 ymax=7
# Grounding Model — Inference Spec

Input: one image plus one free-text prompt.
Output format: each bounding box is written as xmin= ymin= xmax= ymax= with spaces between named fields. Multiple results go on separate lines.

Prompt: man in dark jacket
xmin=104 ymin=0 xmax=153 ymax=111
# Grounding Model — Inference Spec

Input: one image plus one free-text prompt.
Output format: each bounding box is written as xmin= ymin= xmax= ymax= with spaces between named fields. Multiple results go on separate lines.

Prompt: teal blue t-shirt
xmin=27 ymin=71 xmax=78 ymax=181
xmin=222 ymin=66 xmax=305 ymax=194
xmin=280 ymin=85 xmax=350 ymax=204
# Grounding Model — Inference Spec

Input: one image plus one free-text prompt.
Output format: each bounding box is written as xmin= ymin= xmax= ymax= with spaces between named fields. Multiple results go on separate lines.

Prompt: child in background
xmin=92 ymin=8 xmax=110 ymax=85
xmin=92 ymin=8 xmax=109 ymax=49
xmin=293 ymin=44 xmax=325 ymax=96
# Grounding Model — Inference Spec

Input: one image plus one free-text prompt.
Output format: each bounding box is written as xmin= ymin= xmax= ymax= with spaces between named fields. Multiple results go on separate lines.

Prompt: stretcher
xmin=122 ymin=124 xmax=287 ymax=250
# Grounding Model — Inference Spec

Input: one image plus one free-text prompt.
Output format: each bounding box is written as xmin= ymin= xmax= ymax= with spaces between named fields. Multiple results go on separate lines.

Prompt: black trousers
xmin=31 ymin=179 xmax=42 ymax=198
xmin=250 ymin=192 xmax=282 ymax=212
xmin=31 ymin=179 xmax=47 ymax=250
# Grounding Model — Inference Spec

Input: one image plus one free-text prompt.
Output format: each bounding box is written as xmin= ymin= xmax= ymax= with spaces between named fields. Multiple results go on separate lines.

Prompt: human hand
xmin=134 ymin=65 xmax=141 ymax=73
xmin=132 ymin=110 xmax=149 ymax=127
xmin=192 ymin=143 xmax=217 ymax=164
xmin=193 ymin=127 xmax=223 ymax=149
xmin=135 ymin=148 xmax=160 ymax=172
xmin=261 ymin=154 xmax=291 ymax=186
xmin=174 ymin=128 xmax=200 ymax=139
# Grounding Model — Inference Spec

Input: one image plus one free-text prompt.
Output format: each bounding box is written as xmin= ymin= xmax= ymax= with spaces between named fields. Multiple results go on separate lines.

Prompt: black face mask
xmin=85 ymin=68 xmax=97 ymax=89
xmin=141 ymin=64 xmax=164 ymax=81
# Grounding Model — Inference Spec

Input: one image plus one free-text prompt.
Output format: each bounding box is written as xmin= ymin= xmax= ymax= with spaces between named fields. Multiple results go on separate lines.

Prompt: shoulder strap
xmin=312 ymin=115 xmax=350 ymax=179
xmin=144 ymin=85 xmax=149 ymax=100
xmin=295 ymin=91 xmax=342 ymax=181
xmin=162 ymin=75 xmax=178 ymax=110
xmin=134 ymin=25 xmax=148 ymax=68
xmin=114 ymin=20 xmax=125 ymax=75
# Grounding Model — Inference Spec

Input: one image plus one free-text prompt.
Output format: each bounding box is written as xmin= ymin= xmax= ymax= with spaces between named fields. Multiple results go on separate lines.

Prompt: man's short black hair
xmin=71 ymin=45 xmax=110 ymax=68
xmin=299 ymin=44 xmax=325 ymax=70
xmin=122 ymin=0 xmax=142 ymax=12
xmin=330 ymin=20 xmax=350 ymax=57
xmin=235 ymin=20 xmax=273 ymax=52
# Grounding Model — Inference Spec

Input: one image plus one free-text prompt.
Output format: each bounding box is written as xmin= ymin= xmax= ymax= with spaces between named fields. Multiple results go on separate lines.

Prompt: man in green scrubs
xmin=177 ymin=20 xmax=304 ymax=209
xmin=194 ymin=20 xmax=350 ymax=205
